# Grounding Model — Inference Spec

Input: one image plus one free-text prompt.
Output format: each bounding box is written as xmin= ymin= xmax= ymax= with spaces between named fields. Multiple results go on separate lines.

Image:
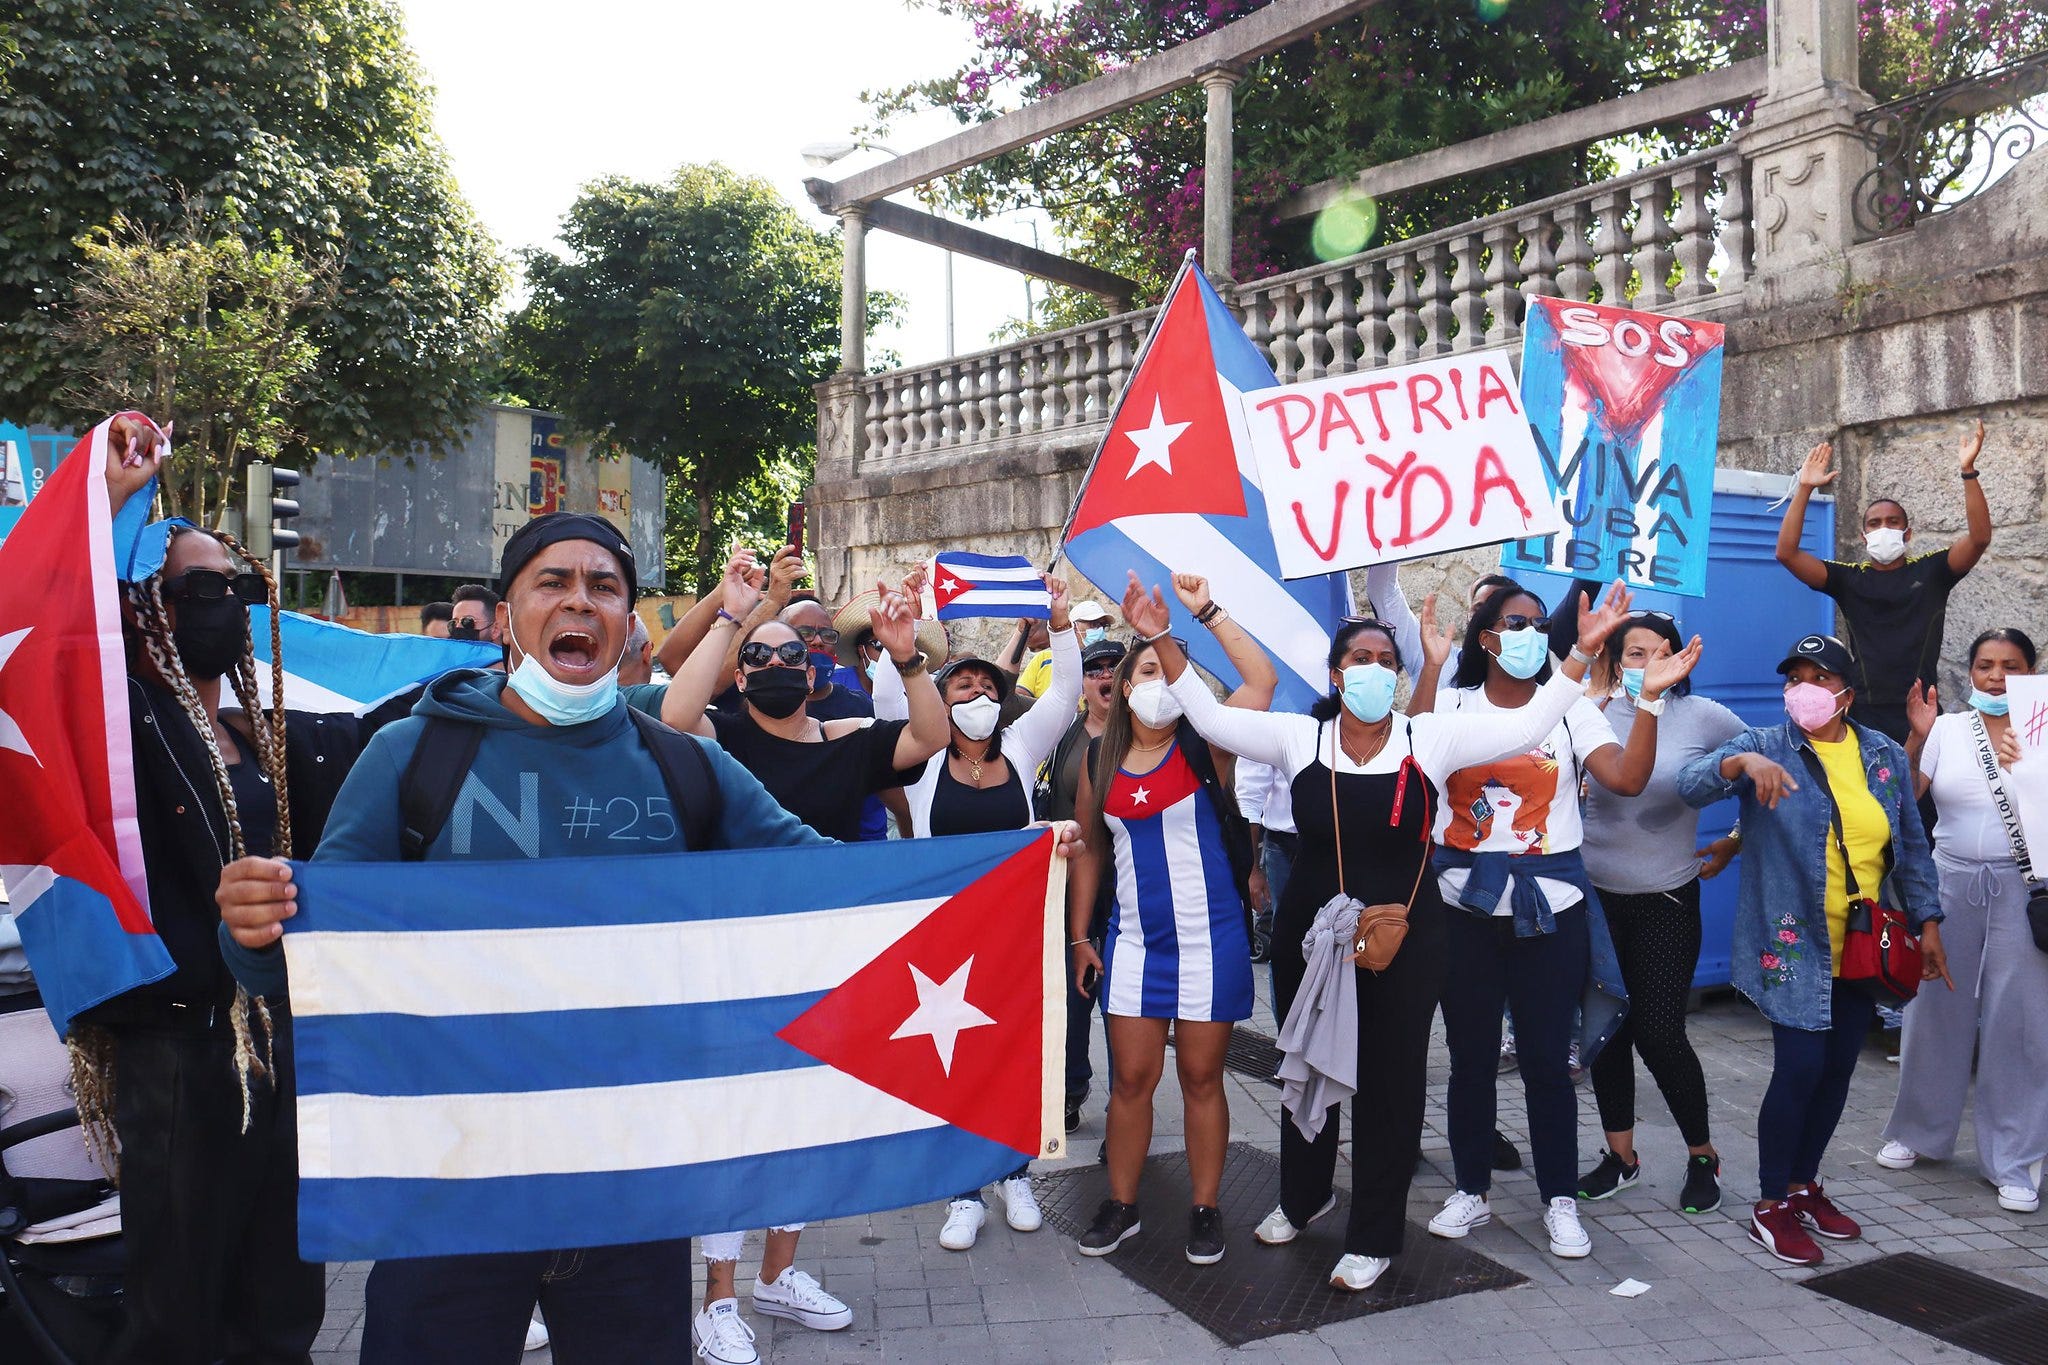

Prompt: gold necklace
xmin=1340 ymin=720 xmax=1391 ymax=766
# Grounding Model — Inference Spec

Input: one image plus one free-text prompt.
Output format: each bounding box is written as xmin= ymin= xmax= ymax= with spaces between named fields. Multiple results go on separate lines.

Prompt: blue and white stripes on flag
xmin=923 ymin=551 xmax=1051 ymax=620
xmin=249 ymin=607 xmax=499 ymax=713
xmin=281 ymin=831 xmax=1063 ymax=1261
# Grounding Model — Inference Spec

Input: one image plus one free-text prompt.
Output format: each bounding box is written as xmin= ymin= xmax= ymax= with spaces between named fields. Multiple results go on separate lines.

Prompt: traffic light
xmin=244 ymin=463 xmax=302 ymax=563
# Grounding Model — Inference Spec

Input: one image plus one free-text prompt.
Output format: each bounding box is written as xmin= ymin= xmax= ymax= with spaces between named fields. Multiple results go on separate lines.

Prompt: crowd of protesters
xmin=7 ymin=414 xmax=2039 ymax=1364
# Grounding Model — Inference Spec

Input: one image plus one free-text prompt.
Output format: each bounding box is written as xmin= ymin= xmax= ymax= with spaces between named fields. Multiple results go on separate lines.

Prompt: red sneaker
xmin=1790 ymin=1183 xmax=1860 ymax=1241
xmin=1748 ymin=1200 xmax=1824 ymax=1266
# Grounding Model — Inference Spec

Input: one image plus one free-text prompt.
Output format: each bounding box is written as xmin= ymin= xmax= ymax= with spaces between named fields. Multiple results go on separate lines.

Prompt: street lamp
xmin=804 ymin=138 xmax=956 ymax=358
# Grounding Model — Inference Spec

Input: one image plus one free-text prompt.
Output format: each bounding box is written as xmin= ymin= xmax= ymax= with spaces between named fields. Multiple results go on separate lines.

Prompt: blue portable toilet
xmin=1510 ymin=470 xmax=1835 ymax=987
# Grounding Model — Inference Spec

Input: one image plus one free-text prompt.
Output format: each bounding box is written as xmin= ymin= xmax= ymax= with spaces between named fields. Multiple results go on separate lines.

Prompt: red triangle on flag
xmin=1066 ymin=275 xmax=1247 ymax=540
xmin=777 ymin=837 xmax=1052 ymax=1157
xmin=931 ymin=567 xmax=971 ymax=612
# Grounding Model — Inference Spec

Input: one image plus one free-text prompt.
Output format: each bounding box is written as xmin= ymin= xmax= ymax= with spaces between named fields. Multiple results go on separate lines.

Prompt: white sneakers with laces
xmin=939 ymin=1198 xmax=986 ymax=1251
xmin=1329 ymin=1253 xmax=1391 ymax=1291
xmin=1254 ymin=1194 xmax=1337 ymax=1246
xmin=997 ymin=1176 xmax=1044 ymax=1232
xmin=751 ymin=1267 xmax=853 ymax=1331
xmin=1998 ymin=1184 xmax=2042 ymax=1213
xmin=1426 ymin=1190 xmax=1491 ymax=1238
xmin=1544 ymin=1197 xmax=1592 ymax=1258
xmin=691 ymin=1299 xmax=758 ymax=1365
xmin=1876 ymin=1140 xmax=1919 ymax=1170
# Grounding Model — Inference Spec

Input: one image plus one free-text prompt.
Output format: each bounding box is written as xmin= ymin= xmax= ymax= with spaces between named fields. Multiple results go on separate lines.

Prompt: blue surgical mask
xmin=864 ymin=658 xmax=879 ymax=681
xmin=807 ymin=651 xmax=837 ymax=684
xmin=1340 ymin=663 xmax=1398 ymax=723
xmin=1621 ymin=667 xmax=1646 ymax=699
xmin=505 ymin=622 xmax=623 ymax=726
xmin=1490 ymin=626 xmax=1550 ymax=680
xmin=1083 ymin=626 xmax=1107 ymax=646
xmin=1970 ymin=688 xmax=2011 ymax=716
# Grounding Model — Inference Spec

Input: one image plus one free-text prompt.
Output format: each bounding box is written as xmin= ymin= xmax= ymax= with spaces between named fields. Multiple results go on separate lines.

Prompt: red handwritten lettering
xmin=1256 ymin=393 xmax=1319 ymax=469
xmin=1447 ymin=366 xmax=1471 ymax=421
xmin=1364 ymin=449 xmax=1417 ymax=495
xmin=1343 ymin=380 xmax=1399 ymax=442
xmin=1391 ymin=465 xmax=1453 ymax=547
xmin=1292 ymin=480 xmax=1351 ymax=562
xmin=1316 ymin=392 xmax=1364 ymax=451
xmin=1364 ymin=487 xmax=1383 ymax=552
xmin=1407 ymin=373 xmax=1452 ymax=434
xmin=1470 ymin=445 xmax=1536 ymax=525
xmin=1475 ymin=362 xmax=1520 ymax=418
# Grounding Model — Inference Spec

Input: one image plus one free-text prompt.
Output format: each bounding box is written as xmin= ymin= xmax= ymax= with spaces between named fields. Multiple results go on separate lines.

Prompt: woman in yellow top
xmin=1679 ymin=634 xmax=1947 ymax=1268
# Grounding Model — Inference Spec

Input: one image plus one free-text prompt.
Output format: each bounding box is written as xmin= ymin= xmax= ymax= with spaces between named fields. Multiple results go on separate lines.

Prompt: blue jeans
xmin=362 ymin=1238 xmax=693 ymax=1364
xmin=1757 ymin=985 xmax=1875 ymax=1200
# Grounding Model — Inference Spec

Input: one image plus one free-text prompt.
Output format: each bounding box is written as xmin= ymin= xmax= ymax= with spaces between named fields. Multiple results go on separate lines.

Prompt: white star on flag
xmin=0 ymin=628 xmax=39 ymax=765
xmin=1123 ymin=398 xmax=1191 ymax=479
xmin=1130 ymin=785 xmax=1151 ymax=805
xmin=890 ymin=957 xmax=995 ymax=1076
xmin=939 ymin=577 xmax=959 ymax=593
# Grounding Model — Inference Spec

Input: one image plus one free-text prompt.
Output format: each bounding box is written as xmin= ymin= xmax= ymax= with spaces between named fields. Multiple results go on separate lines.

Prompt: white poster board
xmin=2001 ymin=676 xmax=2048 ymax=856
xmin=1238 ymin=353 xmax=1562 ymax=579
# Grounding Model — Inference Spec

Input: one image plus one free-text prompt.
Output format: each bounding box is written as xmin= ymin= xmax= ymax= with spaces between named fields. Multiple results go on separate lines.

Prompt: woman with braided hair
xmin=84 ymin=417 xmax=359 ymax=1364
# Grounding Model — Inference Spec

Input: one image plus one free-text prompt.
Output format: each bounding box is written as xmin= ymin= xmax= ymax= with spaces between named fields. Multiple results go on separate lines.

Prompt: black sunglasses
xmin=739 ymin=639 xmax=811 ymax=669
xmin=1628 ymin=609 xmax=1676 ymax=622
xmin=163 ymin=569 xmax=267 ymax=605
xmin=1492 ymin=614 xmax=1550 ymax=633
xmin=791 ymin=624 xmax=841 ymax=647
xmin=1083 ymin=662 xmax=1119 ymax=678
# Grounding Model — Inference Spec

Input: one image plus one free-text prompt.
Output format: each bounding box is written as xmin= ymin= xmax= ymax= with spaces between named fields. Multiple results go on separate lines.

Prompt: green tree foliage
xmin=509 ymin=165 xmax=842 ymax=593
xmin=60 ymin=210 xmax=329 ymax=526
xmin=0 ymin=0 xmax=505 ymax=461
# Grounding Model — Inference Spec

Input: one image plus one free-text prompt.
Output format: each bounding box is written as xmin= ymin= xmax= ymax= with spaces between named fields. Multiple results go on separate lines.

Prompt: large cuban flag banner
xmin=0 ymin=416 xmax=176 ymax=1031
xmin=247 ymin=607 xmax=498 ymax=713
xmin=1061 ymin=255 xmax=1351 ymax=713
xmin=282 ymin=830 xmax=1066 ymax=1261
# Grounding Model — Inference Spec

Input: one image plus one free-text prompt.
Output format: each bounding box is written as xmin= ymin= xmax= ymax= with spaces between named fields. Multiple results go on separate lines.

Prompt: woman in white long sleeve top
xmin=1139 ymin=572 xmax=1654 ymax=1292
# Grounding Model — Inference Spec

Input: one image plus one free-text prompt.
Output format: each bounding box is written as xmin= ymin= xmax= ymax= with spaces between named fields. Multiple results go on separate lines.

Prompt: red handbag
xmin=1806 ymin=753 xmax=1921 ymax=1005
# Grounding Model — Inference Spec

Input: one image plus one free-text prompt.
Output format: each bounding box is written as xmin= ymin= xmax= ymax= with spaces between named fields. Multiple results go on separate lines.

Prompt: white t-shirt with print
xmin=1431 ymin=685 xmax=1620 ymax=914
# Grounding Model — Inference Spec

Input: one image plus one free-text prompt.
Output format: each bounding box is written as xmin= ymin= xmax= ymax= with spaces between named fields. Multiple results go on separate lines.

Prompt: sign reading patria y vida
xmin=1503 ymin=298 xmax=1725 ymax=597
xmin=1239 ymin=353 xmax=1562 ymax=580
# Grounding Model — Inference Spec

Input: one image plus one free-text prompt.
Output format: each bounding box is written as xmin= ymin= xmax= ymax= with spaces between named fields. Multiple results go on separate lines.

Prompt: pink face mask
xmin=1785 ymin=681 xmax=1847 ymax=732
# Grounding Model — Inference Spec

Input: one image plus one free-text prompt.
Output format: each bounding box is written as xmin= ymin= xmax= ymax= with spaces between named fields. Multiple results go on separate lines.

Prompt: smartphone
xmin=786 ymin=500 xmax=806 ymax=559
xmin=1080 ymin=963 xmax=1100 ymax=997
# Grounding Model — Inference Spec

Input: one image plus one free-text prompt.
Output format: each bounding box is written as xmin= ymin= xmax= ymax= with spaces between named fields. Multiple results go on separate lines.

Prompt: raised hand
xmin=1798 ymin=442 xmax=1838 ymax=489
xmin=721 ymin=544 xmax=764 ymax=619
xmin=765 ymin=544 xmax=806 ymax=603
xmin=1121 ymin=570 xmax=1172 ymax=640
xmin=1419 ymin=593 xmax=1454 ymax=671
xmin=1043 ymin=572 xmax=1072 ymax=631
xmin=104 ymin=413 xmax=165 ymax=510
xmin=1640 ymin=635 xmax=1704 ymax=698
xmin=1172 ymin=573 xmax=1213 ymax=616
xmin=1906 ymin=681 xmax=1938 ymax=739
xmin=1574 ymin=579 xmax=1636 ymax=656
xmin=1997 ymin=727 xmax=2023 ymax=769
xmin=1959 ymin=418 xmax=1985 ymax=475
xmin=869 ymin=581 xmax=918 ymax=661
xmin=902 ymin=564 xmax=929 ymax=609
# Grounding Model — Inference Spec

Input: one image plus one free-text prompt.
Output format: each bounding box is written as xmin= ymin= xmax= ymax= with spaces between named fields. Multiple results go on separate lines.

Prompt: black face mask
xmin=742 ymin=666 xmax=810 ymax=719
xmin=172 ymin=596 xmax=250 ymax=681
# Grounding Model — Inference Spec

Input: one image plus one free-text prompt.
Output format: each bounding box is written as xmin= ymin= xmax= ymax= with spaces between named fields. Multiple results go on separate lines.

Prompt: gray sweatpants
xmin=1884 ymin=855 xmax=2048 ymax=1190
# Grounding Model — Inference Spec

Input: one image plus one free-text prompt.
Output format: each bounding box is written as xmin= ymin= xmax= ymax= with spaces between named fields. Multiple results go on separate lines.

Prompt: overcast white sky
xmin=399 ymin=0 xmax=1051 ymax=368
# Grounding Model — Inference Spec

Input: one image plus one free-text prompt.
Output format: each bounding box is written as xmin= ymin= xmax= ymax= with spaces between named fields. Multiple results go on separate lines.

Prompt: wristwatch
xmin=1634 ymin=692 xmax=1668 ymax=717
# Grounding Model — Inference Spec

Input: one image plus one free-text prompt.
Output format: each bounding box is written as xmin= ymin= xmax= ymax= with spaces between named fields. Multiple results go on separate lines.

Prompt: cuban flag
xmin=920 ymin=551 xmax=1051 ymax=621
xmin=282 ymin=830 xmax=1065 ymax=1261
xmin=247 ymin=607 xmax=499 ymax=713
xmin=0 ymin=416 xmax=176 ymax=1032
xmin=1061 ymin=257 xmax=1350 ymax=712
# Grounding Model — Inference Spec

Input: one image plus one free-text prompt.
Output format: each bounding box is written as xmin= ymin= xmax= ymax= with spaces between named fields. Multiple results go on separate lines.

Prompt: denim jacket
xmin=1677 ymin=720 xmax=1940 ymax=1031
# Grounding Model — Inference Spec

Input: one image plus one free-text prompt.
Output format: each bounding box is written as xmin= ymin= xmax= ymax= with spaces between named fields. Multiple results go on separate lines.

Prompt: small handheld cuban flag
xmin=247 ymin=607 xmax=498 ymax=713
xmin=920 ymin=551 xmax=1051 ymax=621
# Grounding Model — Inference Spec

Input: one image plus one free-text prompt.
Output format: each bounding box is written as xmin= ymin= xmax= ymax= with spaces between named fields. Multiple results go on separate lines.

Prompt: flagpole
xmin=1045 ymin=249 xmax=1205 ymax=573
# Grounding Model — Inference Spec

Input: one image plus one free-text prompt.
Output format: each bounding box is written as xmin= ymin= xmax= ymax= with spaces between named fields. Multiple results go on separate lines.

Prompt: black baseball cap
xmin=1776 ymin=633 xmax=1855 ymax=678
xmin=1082 ymin=639 xmax=1128 ymax=670
xmin=497 ymin=513 xmax=637 ymax=600
xmin=933 ymin=655 xmax=1012 ymax=703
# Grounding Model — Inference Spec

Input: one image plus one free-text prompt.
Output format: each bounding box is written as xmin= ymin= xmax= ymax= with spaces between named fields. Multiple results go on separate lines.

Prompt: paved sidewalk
xmin=315 ymin=986 xmax=2043 ymax=1362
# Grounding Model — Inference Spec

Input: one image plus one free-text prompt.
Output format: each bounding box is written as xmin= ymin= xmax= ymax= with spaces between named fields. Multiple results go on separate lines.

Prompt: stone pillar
xmin=1739 ymin=0 xmax=1872 ymax=302
xmin=838 ymin=206 xmax=867 ymax=374
xmin=1199 ymin=66 xmax=1241 ymax=284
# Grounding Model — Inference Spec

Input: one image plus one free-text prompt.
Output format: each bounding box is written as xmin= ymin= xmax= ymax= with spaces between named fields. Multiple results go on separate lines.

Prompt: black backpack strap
xmin=397 ymin=718 xmax=487 ymax=861
xmin=627 ymin=707 xmax=726 ymax=850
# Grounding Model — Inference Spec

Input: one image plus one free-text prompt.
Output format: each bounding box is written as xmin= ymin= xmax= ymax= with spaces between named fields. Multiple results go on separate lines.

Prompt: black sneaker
xmin=1492 ymin=1130 xmax=1523 ymax=1172
xmin=1186 ymin=1205 xmax=1226 ymax=1265
xmin=1679 ymin=1154 xmax=1722 ymax=1214
xmin=1064 ymin=1094 xmax=1084 ymax=1134
xmin=1077 ymin=1198 xmax=1141 ymax=1256
xmin=1577 ymin=1149 xmax=1641 ymax=1201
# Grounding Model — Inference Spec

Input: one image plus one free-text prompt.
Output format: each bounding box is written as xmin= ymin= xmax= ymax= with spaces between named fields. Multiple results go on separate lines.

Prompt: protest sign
xmin=1502 ymin=298 xmax=1724 ymax=596
xmin=1238 ymin=353 xmax=1560 ymax=579
xmin=2001 ymin=676 xmax=2048 ymax=855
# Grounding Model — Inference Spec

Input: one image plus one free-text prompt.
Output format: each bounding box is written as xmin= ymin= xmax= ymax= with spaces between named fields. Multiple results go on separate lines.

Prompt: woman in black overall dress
xmin=1143 ymin=581 xmax=1636 ymax=1291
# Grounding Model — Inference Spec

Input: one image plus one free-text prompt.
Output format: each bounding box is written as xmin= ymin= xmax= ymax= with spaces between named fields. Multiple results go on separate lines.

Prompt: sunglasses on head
xmin=1628 ymin=609 xmax=1676 ymax=622
xmin=791 ymin=624 xmax=840 ymax=647
xmin=163 ymin=569 xmax=267 ymax=605
xmin=739 ymin=639 xmax=811 ymax=669
xmin=1492 ymin=614 xmax=1549 ymax=633
xmin=1339 ymin=615 xmax=1397 ymax=633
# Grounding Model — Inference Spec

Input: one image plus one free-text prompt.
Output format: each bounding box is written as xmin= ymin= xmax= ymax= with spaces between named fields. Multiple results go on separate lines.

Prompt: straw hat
xmin=832 ymin=588 xmax=947 ymax=671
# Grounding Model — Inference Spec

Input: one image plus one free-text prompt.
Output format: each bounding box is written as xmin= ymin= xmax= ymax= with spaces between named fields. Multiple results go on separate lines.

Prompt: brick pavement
xmin=315 ymin=987 xmax=2041 ymax=1363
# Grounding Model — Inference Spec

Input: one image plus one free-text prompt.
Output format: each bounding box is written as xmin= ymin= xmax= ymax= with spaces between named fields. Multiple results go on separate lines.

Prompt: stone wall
xmin=810 ymin=148 xmax=2048 ymax=691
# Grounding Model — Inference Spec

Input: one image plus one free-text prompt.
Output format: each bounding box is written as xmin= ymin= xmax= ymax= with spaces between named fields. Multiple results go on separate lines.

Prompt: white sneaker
xmin=939 ymin=1198 xmax=986 ymax=1250
xmin=1329 ymin=1253 xmax=1391 ymax=1291
xmin=1997 ymin=1184 xmax=2041 ymax=1213
xmin=1254 ymin=1194 xmax=1338 ymax=1246
xmin=998 ymin=1175 xmax=1043 ymax=1232
xmin=691 ymin=1299 xmax=758 ymax=1365
xmin=1545 ymin=1196 xmax=1592 ymax=1259
xmin=1876 ymin=1140 xmax=1919 ymax=1170
xmin=752 ymin=1266 xmax=852 ymax=1331
xmin=524 ymin=1312 xmax=548 ymax=1352
xmin=1427 ymin=1191 xmax=1491 ymax=1239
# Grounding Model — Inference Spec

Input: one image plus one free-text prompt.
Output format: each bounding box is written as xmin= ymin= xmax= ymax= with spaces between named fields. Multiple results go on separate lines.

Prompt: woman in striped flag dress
xmin=1067 ymin=573 xmax=1276 ymax=1267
